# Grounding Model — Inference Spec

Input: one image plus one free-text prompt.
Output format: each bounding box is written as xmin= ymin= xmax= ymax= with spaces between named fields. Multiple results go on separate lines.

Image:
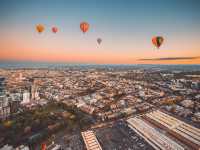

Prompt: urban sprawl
xmin=0 ymin=66 xmax=200 ymax=150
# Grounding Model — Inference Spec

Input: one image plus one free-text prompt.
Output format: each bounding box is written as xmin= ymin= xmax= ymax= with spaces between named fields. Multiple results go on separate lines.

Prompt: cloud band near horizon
xmin=138 ymin=56 xmax=200 ymax=61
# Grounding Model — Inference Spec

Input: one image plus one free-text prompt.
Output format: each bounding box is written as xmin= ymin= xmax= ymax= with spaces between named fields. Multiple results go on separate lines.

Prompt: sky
xmin=0 ymin=0 xmax=200 ymax=64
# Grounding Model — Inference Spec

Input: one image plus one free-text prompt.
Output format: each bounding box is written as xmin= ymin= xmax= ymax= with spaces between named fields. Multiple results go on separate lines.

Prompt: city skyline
xmin=0 ymin=0 xmax=200 ymax=64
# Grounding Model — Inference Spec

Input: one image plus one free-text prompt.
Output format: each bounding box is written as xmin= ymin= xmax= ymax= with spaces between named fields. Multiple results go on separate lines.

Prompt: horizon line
xmin=0 ymin=60 xmax=200 ymax=66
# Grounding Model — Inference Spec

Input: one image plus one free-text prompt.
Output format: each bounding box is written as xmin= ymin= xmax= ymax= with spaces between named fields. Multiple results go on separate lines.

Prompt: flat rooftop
xmin=95 ymin=121 xmax=154 ymax=150
xmin=143 ymin=110 xmax=200 ymax=150
xmin=127 ymin=117 xmax=184 ymax=150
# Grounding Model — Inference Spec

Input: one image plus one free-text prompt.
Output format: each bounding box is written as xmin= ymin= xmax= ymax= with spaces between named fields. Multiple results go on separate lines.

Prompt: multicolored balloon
xmin=97 ymin=38 xmax=102 ymax=45
xmin=152 ymin=36 xmax=164 ymax=49
xmin=52 ymin=27 xmax=58 ymax=33
xmin=36 ymin=24 xmax=45 ymax=33
xmin=80 ymin=22 xmax=89 ymax=33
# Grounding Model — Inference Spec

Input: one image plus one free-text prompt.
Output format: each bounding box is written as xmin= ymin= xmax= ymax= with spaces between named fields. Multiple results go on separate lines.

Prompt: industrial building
xmin=127 ymin=117 xmax=184 ymax=150
xmin=144 ymin=110 xmax=200 ymax=150
xmin=127 ymin=110 xmax=200 ymax=150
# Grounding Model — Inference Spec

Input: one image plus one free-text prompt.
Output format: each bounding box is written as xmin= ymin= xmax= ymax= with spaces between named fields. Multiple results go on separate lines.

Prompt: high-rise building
xmin=0 ymin=77 xmax=6 ymax=96
xmin=0 ymin=96 xmax=10 ymax=120
xmin=21 ymin=91 xmax=30 ymax=104
xmin=31 ymin=79 xmax=37 ymax=101
xmin=30 ymin=79 xmax=40 ymax=101
xmin=0 ymin=77 xmax=10 ymax=120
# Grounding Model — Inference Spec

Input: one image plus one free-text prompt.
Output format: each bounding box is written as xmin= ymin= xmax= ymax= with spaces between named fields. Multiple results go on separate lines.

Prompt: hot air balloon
xmin=80 ymin=22 xmax=89 ymax=33
xmin=36 ymin=24 xmax=45 ymax=33
xmin=52 ymin=27 xmax=58 ymax=33
xmin=97 ymin=38 xmax=102 ymax=45
xmin=152 ymin=36 xmax=164 ymax=49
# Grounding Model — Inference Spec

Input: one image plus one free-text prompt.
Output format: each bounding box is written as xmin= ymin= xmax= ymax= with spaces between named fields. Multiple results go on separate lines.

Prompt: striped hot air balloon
xmin=152 ymin=36 xmax=164 ymax=49
xmin=80 ymin=22 xmax=89 ymax=33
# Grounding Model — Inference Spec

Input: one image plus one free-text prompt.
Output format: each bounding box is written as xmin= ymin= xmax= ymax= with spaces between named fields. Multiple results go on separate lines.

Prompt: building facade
xmin=0 ymin=77 xmax=10 ymax=120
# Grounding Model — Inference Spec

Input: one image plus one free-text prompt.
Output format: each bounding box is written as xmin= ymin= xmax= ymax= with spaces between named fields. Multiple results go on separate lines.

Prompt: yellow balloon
xmin=36 ymin=24 xmax=45 ymax=33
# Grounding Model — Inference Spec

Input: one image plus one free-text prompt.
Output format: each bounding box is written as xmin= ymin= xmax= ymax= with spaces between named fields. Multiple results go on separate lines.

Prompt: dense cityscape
xmin=1 ymin=0 xmax=200 ymax=149
xmin=0 ymin=65 xmax=199 ymax=150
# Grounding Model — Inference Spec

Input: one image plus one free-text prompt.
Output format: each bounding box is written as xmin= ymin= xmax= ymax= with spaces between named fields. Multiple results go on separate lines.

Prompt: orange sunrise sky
xmin=0 ymin=0 xmax=200 ymax=64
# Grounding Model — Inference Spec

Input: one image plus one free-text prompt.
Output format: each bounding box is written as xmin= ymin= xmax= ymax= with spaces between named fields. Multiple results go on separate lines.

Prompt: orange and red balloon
xmin=80 ymin=22 xmax=89 ymax=33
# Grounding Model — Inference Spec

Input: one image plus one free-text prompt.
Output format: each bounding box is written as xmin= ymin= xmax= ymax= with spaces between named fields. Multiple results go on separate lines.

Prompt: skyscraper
xmin=31 ymin=79 xmax=36 ymax=101
xmin=0 ymin=77 xmax=10 ymax=120
xmin=0 ymin=77 xmax=5 ymax=96
xmin=21 ymin=91 xmax=30 ymax=104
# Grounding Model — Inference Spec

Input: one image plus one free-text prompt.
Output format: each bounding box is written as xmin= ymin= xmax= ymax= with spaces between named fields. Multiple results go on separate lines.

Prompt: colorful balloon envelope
xmin=36 ymin=24 xmax=45 ymax=33
xmin=97 ymin=38 xmax=102 ymax=45
xmin=52 ymin=27 xmax=58 ymax=33
xmin=152 ymin=36 xmax=164 ymax=49
xmin=80 ymin=22 xmax=89 ymax=33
